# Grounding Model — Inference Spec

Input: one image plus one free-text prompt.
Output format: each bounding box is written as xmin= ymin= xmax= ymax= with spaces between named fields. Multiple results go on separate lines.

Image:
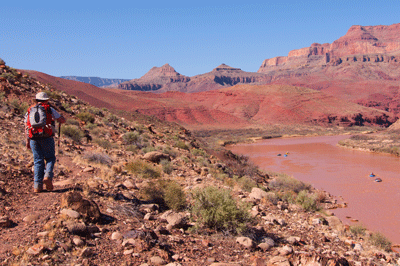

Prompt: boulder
xmin=142 ymin=151 xmax=170 ymax=163
xmin=61 ymin=191 xmax=101 ymax=222
xmin=0 ymin=215 xmax=12 ymax=228
xmin=249 ymin=187 xmax=269 ymax=200
xmin=236 ymin=236 xmax=254 ymax=249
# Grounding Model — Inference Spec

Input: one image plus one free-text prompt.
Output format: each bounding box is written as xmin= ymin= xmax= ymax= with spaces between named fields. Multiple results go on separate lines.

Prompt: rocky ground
xmin=1 ymin=62 xmax=399 ymax=265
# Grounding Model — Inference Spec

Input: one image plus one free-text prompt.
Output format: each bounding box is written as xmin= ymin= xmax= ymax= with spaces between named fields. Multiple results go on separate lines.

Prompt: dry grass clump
xmin=162 ymin=180 xmax=186 ymax=211
xmin=191 ymin=186 xmax=251 ymax=234
xmin=83 ymin=152 xmax=113 ymax=167
xmin=160 ymin=159 xmax=173 ymax=174
xmin=295 ymin=190 xmax=321 ymax=212
xmin=141 ymin=180 xmax=186 ymax=211
xmin=369 ymin=232 xmax=392 ymax=252
xmin=349 ymin=224 xmax=366 ymax=237
xmin=125 ymin=160 xmax=161 ymax=179
xmin=9 ymin=99 xmax=29 ymax=114
xmin=76 ymin=112 xmax=95 ymax=124
xmin=269 ymin=174 xmax=311 ymax=193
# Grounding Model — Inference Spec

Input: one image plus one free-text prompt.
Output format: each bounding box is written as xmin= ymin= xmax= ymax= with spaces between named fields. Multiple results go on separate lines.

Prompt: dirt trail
xmin=0 ymin=149 xmax=92 ymax=259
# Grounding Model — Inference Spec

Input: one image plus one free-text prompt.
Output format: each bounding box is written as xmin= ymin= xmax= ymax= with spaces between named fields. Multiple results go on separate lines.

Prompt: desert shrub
xmin=45 ymin=90 xmax=62 ymax=101
xmin=125 ymin=160 xmax=161 ymax=179
xmin=85 ymin=122 xmax=98 ymax=130
xmin=142 ymin=146 xmax=156 ymax=154
xmin=277 ymin=191 xmax=297 ymax=204
xmin=350 ymin=224 xmax=366 ymax=237
xmin=61 ymin=102 xmax=73 ymax=113
xmin=181 ymin=156 xmax=190 ymax=164
xmin=369 ymin=232 xmax=392 ymax=252
xmin=123 ymin=132 xmax=142 ymax=146
xmin=265 ymin=192 xmax=279 ymax=205
xmin=9 ymin=99 xmax=29 ymax=114
xmin=94 ymin=138 xmax=114 ymax=150
xmin=163 ymin=181 xmax=186 ymax=211
xmin=296 ymin=190 xmax=320 ymax=212
xmin=83 ymin=152 xmax=113 ymax=167
xmin=160 ymin=159 xmax=173 ymax=174
xmin=235 ymin=176 xmax=257 ymax=192
xmin=269 ymin=175 xmax=311 ymax=193
xmin=192 ymin=148 xmax=207 ymax=157
xmin=76 ymin=112 xmax=95 ymax=124
xmin=196 ymin=157 xmax=210 ymax=167
xmin=162 ymin=146 xmax=178 ymax=158
xmin=66 ymin=119 xmax=80 ymax=126
xmin=87 ymin=107 xmax=104 ymax=117
xmin=174 ymin=141 xmax=190 ymax=151
xmin=0 ymin=73 xmax=15 ymax=81
xmin=142 ymin=181 xmax=164 ymax=204
xmin=350 ymin=134 xmax=373 ymax=141
xmin=62 ymin=125 xmax=84 ymax=142
xmin=0 ymin=58 xmax=5 ymax=65
xmin=125 ymin=145 xmax=139 ymax=153
xmin=191 ymin=186 xmax=251 ymax=234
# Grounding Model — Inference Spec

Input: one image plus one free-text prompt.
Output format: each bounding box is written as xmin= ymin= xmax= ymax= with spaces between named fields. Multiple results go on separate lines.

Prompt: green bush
xmin=45 ymin=90 xmax=62 ymax=101
xmin=174 ymin=141 xmax=190 ymax=151
xmin=269 ymin=175 xmax=311 ymax=193
xmin=61 ymin=125 xmax=83 ymax=142
xmin=9 ymin=99 xmax=29 ymax=114
xmin=235 ymin=176 xmax=257 ymax=192
xmin=191 ymin=186 xmax=251 ymax=234
xmin=94 ymin=138 xmax=114 ymax=150
xmin=76 ymin=112 xmax=95 ymax=124
xmin=162 ymin=146 xmax=178 ymax=158
xmin=369 ymin=232 xmax=392 ymax=252
xmin=163 ymin=181 xmax=186 ymax=211
xmin=123 ymin=132 xmax=142 ymax=146
xmin=349 ymin=224 xmax=366 ymax=237
xmin=160 ymin=159 xmax=173 ymax=174
xmin=66 ymin=119 xmax=80 ymax=126
xmin=296 ymin=190 xmax=320 ymax=212
xmin=87 ymin=107 xmax=104 ymax=117
xmin=191 ymin=148 xmax=207 ymax=157
xmin=277 ymin=191 xmax=296 ymax=204
xmin=125 ymin=160 xmax=161 ymax=179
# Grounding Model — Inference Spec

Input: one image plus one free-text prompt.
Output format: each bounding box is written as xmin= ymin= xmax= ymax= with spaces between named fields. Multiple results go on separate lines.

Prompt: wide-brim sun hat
xmin=36 ymin=91 xmax=50 ymax=101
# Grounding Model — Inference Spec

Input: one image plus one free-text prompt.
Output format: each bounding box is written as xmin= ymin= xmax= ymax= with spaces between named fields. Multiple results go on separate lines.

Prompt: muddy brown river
xmin=228 ymin=135 xmax=400 ymax=244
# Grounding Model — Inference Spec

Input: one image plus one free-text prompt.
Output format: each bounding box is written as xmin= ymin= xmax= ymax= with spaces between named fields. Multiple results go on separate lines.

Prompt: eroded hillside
xmin=1 ymin=59 xmax=399 ymax=265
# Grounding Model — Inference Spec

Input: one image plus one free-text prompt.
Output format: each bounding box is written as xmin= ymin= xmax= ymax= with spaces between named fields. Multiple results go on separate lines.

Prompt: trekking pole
xmin=58 ymin=122 xmax=61 ymax=149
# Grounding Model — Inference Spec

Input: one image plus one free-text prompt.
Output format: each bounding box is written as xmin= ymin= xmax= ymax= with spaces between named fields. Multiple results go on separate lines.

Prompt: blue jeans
xmin=30 ymin=137 xmax=56 ymax=189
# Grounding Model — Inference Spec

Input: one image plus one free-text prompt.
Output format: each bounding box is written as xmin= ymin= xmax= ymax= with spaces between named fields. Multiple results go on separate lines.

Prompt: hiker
xmin=24 ymin=92 xmax=66 ymax=193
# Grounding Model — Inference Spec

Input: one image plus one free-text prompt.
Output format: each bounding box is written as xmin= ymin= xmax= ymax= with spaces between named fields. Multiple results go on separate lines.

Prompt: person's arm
xmin=50 ymin=107 xmax=66 ymax=123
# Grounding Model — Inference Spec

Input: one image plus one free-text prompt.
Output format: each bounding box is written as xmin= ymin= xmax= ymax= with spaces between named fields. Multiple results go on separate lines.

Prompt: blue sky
xmin=1 ymin=0 xmax=399 ymax=79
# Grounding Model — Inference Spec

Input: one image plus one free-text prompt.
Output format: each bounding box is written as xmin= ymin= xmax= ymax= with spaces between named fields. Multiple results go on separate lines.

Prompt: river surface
xmin=228 ymin=135 xmax=400 ymax=244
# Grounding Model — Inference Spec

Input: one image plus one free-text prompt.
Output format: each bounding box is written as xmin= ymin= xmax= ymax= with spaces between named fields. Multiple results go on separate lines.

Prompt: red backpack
xmin=26 ymin=102 xmax=54 ymax=139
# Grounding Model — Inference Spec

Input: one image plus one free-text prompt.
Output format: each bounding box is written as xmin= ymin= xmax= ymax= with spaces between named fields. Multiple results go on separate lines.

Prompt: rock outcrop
xmin=117 ymin=64 xmax=190 ymax=92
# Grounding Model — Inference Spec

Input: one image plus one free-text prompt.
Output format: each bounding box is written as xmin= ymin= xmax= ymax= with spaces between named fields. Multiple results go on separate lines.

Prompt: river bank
xmin=228 ymin=134 xmax=400 ymax=250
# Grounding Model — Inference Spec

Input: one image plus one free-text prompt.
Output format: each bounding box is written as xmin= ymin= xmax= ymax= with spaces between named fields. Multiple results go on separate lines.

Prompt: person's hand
xmin=26 ymin=140 xmax=31 ymax=150
xmin=57 ymin=116 xmax=66 ymax=124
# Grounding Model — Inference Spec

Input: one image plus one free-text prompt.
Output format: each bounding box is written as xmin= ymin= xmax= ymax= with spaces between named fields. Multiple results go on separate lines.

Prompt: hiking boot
xmin=43 ymin=178 xmax=53 ymax=191
xmin=34 ymin=185 xmax=43 ymax=193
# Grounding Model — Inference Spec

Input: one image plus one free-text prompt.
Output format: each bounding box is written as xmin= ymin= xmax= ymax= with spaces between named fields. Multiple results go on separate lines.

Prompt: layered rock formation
xmin=117 ymin=64 xmax=190 ymax=92
xmin=257 ymin=23 xmax=400 ymax=115
xmin=118 ymin=64 xmax=269 ymax=93
xmin=258 ymin=23 xmax=400 ymax=71
xmin=60 ymin=76 xmax=130 ymax=88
